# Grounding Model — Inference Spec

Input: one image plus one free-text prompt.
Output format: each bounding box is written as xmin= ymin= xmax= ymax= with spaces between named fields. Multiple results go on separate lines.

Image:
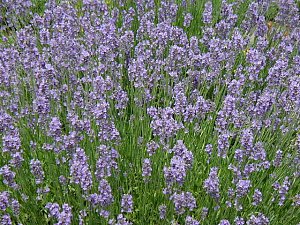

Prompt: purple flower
xmin=30 ymin=159 xmax=45 ymax=185
xmin=69 ymin=148 xmax=93 ymax=191
xmin=45 ymin=203 xmax=61 ymax=218
xmin=252 ymin=189 xmax=263 ymax=206
xmin=254 ymin=90 xmax=275 ymax=116
xmin=164 ymin=155 xmax=187 ymax=186
xmin=234 ymin=149 xmax=245 ymax=163
xmin=148 ymin=107 xmax=184 ymax=141
xmin=219 ymin=220 xmax=231 ymax=225
xmin=78 ymin=210 xmax=87 ymax=225
xmin=112 ymin=88 xmax=129 ymax=111
xmin=45 ymin=203 xmax=72 ymax=225
xmin=246 ymin=213 xmax=269 ymax=225
xmin=171 ymin=192 xmax=196 ymax=215
xmin=59 ymin=175 xmax=67 ymax=185
xmin=11 ymin=199 xmax=20 ymax=216
xmin=273 ymin=150 xmax=283 ymax=167
xmin=1 ymin=0 xmax=32 ymax=30
xmin=158 ymin=2 xmax=178 ymax=23
xmin=146 ymin=141 xmax=159 ymax=156
xmin=115 ymin=214 xmax=132 ymax=225
xmin=234 ymin=217 xmax=245 ymax=225
xmin=246 ymin=48 xmax=266 ymax=81
xmin=0 ymin=192 xmax=10 ymax=211
xmin=288 ymin=76 xmax=300 ymax=107
xmin=243 ymin=163 xmax=256 ymax=178
xmin=256 ymin=16 xmax=268 ymax=37
xmin=236 ymin=179 xmax=251 ymax=198
xmin=241 ymin=2 xmax=259 ymax=32
xmin=201 ymin=207 xmax=209 ymax=220
xmin=163 ymin=142 xmax=192 ymax=186
xmin=292 ymin=194 xmax=300 ymax=206
xmin=273 ymin=177 xmax=290 ymax=206
xmin=185 ymin=216 xmax=200 ymax=225
xmin=2 ymin=131 xmax=21 ymax=154
xmin=48 ymin=117 xmax=62 ymax=140
xmin=171 ymin=140 xmax=194 ymax=168
xmin=241 ymin=129 xmax=254 ymax=153
xmin=97 ymin=119 xmax=120 ymax=142
xmin=121 ymin=194 xmax=133 ymax=213
xmin=205 ymin=144 xmax=213 ymax=156
xmin=251 ymin=142 xmax=266 ymax=161
xmin=275 ymin=0 xmax=299 ymax=29
xmin=142 ymin=158 xmax=152 ymax=179
xmin=217 ymin=131 xmax=230 ymax=158
xmin=204 ymin=167 xmax=220 ymax=201
xmin=98 ymin=179 xmax=114 ymax=207
xmin=88 ymin=179 xmax=114 ymax=208
xmin=9 ymin=152 xmax=24 ymax=168
xmin=183 ymin=13 xmax=193 ymax=28
xmin=1 ymin=214 xmax=12 ymax=225
xmin=232 ymin=29 xmax=247 ymax=51
xmin=33 ymin=96 xmax=50 ymax=116
xmin=0 ymin=165 xmax=18 ymax=189
xmin=58 ymin=204 xmax=72 ymax=225
xmin=203 ymin=1 xmax=213 ymax=25
xmin=159 ymin=204 xmax=167 ymax=219
xmin=95 ymin=145 xmax=119 ymax=179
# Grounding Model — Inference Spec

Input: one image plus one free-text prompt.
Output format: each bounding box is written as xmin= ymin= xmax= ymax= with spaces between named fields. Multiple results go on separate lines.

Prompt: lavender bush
xmin=0 ymin=0 xmax=300 ymax=224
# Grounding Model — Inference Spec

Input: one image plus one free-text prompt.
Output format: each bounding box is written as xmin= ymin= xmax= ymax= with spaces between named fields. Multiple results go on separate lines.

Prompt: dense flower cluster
xmin=121 ymin=194 xmax=133 ymax=213
xmin=45 ymin=203 xmax=72 ymax=225
xmin=0 ymin=0 xmax=299 ymax=224
xmin=0 ymin=0 xmax=32 ymax=31
xmin=170 ymin=192 xmax=197 ymax=215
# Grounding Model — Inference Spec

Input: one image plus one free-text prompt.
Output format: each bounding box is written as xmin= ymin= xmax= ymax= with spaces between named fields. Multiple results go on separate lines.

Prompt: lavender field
xmin=0 ymin=0 xmax=300 ymax=224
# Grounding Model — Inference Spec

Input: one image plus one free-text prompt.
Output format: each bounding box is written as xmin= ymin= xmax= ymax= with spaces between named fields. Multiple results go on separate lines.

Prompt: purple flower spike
xmin=219 ymin=219 xmax=231 ymax=225
xmin=121 ymin=194 xmax=133 ymax=213
xmin=204 ymin=167 xmax=220 ymax=201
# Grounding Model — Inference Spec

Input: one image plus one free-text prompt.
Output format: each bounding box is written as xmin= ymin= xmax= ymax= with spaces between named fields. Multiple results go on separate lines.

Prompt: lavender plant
xmin=0 ymin=0 xmax=300 ymax=224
